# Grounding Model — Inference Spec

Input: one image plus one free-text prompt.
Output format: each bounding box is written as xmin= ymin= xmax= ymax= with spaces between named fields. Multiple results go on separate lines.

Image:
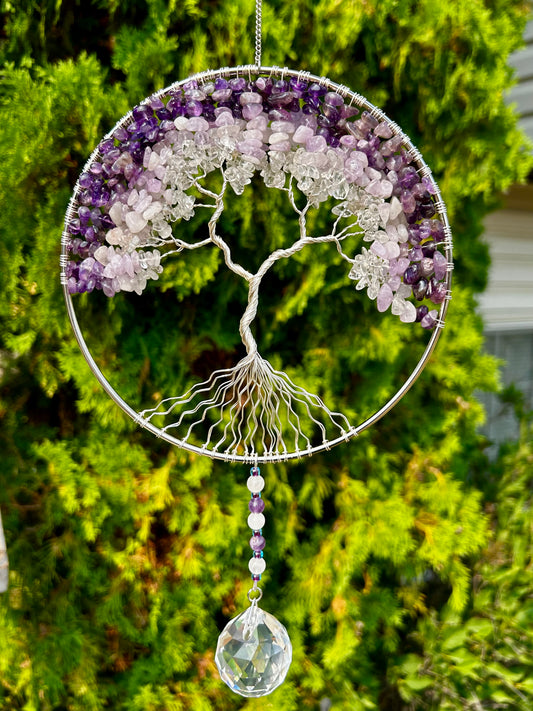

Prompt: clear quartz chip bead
xmin=215 ymin=601 xmax=292 ymax=697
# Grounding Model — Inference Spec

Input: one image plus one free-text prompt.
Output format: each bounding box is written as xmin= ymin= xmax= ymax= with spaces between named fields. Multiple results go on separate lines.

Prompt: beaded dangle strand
xmin=214 ymin=467 xmax=292 ymax=697
xmin=248 ymin=466 xmax=267 ymax=589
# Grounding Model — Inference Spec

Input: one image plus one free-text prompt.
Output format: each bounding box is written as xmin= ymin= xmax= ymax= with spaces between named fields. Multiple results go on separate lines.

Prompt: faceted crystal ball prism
xmin=215 ymin=603 xmax=292 ymax=697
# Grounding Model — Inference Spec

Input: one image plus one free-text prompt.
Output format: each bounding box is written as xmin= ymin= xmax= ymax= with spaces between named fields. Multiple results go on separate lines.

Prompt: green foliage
xmin=1 ymin=1 xmax=532 ymax=709
xmin=387 ymin=428 xmax=533 ymax=710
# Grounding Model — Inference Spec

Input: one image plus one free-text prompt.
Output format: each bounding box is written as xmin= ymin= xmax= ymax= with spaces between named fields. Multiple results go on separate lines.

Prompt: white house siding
xmin=477 ymin=18 xmax=533 ymax=452
xmin=478 ymin=209 xmax=533 ymax=332
xmin=508 ymin=19 xmax=533 ymax=142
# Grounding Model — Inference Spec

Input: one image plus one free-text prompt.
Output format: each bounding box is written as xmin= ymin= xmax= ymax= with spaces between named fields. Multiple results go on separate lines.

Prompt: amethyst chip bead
xmin=412 ymin=278 xmax=429 ymax=301
xmin=433 ymin=251 xmax=447 ymax=281
xmin=63 ymin=70 xmax=450 ymax=331
xmin=430 ymin=282 xmax=447 ymax=305
xmin=403 ymin=264 xmax=420 ymax=285
xmin=421 ymin=309 xmax=439 ymax=330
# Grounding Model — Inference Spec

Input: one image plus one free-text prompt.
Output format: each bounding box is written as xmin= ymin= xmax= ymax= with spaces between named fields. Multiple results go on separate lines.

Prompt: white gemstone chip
xmin=247 ymin=513 xmax=266 ymax=531
xmin=215 ymin=604 xmax=292 ymax=697
xmin=247 ymin=475 xmax=265 ymax=493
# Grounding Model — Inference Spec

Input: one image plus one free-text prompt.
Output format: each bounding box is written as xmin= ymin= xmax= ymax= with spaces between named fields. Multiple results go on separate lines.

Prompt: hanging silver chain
xmin=255 ymin=0 xmax=262 ymax=67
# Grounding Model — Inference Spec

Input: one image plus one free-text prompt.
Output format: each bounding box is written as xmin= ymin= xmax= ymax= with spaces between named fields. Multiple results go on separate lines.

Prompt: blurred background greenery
xmin=0 ymin=1 xmax=532 ymax=709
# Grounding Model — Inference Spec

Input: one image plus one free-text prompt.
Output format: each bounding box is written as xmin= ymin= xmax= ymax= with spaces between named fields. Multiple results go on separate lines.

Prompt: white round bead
xmin=247 ymin=475 xmax=265 ymax=493
xmin=248 ymin=557 xmax=266 ymax=575
xmin=248 ymin=513 xmax=266 ymax=531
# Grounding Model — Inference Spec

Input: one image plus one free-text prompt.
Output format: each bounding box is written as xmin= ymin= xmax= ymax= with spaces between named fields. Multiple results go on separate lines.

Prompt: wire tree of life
xmin=61 ymin=69 xmax=452 ymax=463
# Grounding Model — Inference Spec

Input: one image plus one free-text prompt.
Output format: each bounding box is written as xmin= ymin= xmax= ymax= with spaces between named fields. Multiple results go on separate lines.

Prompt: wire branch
xmin=199 ymin=172 xmax=254 ymax=282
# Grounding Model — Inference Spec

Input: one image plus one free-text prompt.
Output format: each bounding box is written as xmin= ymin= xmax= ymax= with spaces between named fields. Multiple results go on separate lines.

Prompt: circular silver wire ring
xmin=61 ymin=65 xmax=453 ymax=464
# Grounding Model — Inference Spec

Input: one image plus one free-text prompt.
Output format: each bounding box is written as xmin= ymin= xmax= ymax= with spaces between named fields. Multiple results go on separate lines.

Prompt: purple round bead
xmin=249 ymin=496 xmax=265 ymax=514
xmin=250 ymin=534 xmax=266 ymax=552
